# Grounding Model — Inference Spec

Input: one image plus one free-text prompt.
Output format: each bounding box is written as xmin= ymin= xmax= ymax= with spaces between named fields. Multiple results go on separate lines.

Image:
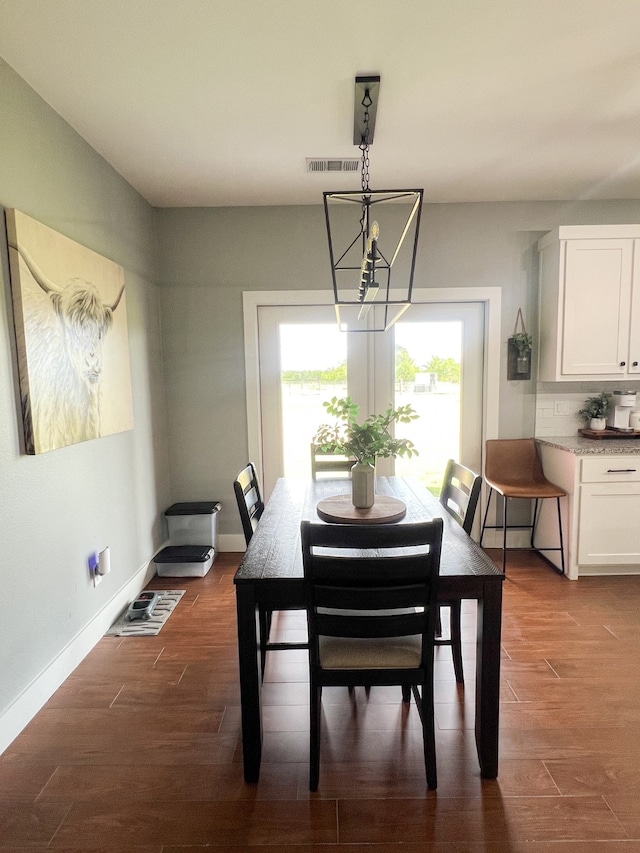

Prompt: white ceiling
xmin=2 ymin=0 xmax=640 ymax=208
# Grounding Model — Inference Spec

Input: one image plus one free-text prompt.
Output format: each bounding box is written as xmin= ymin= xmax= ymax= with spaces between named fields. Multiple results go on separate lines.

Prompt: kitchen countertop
xmin=536 ymin=435 xmax=640 ymax=454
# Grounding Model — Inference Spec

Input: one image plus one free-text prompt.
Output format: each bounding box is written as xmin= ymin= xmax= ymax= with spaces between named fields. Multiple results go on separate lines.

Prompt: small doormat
xmin=106 ymin=590 xmax=186 ymax=637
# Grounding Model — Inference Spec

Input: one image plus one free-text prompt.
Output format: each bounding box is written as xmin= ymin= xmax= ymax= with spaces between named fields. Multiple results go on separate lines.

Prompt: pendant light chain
xmin=358 ymin=89 xmax=373 ymax=238
xmin=359 ymin=89 xmax=372 ymax=193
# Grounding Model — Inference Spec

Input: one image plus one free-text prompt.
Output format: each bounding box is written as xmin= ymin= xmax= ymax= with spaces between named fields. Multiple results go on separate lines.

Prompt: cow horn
xmin=109 ymin=283 xmax=125 ymax=312
xmin=9 ymin=241 xmax=62 ymax=294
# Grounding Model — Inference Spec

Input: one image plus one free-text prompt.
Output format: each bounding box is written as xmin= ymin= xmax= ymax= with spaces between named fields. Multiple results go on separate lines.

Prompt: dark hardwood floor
xmin=2 ymin=549 xmax=640 ymax=851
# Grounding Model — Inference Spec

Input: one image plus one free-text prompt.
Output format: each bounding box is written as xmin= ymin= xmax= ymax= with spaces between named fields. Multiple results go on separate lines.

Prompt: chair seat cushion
xmin=485 ymin=478 xmax=566 ymax=499
xmin=319 ymin=634 xmax=422 ymax=669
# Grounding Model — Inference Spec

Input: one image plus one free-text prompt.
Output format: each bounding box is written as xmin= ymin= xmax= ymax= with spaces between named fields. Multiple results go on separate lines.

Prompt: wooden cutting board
xmin=579 ymin=428 xmax=640 ymax=439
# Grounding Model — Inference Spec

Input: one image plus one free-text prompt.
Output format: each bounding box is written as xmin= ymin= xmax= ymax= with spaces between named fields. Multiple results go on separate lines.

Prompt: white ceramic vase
xmin=590 ymin=417 xmax=607 ymax=431
xmin=351 ymin=461 xmax=375 ymax=508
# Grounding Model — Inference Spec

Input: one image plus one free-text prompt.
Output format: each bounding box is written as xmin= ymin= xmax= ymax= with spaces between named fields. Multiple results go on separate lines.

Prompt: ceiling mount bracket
xmin=353 ymin=75 xmax=380 ymax=145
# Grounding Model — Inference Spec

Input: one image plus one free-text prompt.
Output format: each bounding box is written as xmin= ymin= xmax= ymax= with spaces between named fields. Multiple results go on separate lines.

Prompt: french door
xmin=256 ymin=301 xmax=485 ymax=498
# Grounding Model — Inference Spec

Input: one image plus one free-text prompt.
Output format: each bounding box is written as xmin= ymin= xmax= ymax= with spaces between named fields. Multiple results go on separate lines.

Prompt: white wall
xmin=155 ymin=198 xmax=640 ymax=538
xmin=0 ymin=59 xmax=170 ymax=749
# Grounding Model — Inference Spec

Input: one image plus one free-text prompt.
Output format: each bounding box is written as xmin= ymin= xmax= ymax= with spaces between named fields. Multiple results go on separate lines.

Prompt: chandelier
xmin=324 ymin=75 xmax=423 ymax=332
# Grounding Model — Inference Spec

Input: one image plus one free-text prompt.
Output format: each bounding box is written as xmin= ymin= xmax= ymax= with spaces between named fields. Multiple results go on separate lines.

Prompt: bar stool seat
xmin=480 ymin=438 xmax=566 ymax=575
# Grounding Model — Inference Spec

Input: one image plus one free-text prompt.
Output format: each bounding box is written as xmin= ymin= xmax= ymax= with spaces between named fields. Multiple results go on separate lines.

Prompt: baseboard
xmin=0 ymin=558 xmax=155 ymax=756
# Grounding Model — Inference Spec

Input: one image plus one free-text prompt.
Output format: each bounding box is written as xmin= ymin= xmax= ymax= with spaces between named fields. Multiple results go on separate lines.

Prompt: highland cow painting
xmin=6 ymin=209 xmax=134 ymax=454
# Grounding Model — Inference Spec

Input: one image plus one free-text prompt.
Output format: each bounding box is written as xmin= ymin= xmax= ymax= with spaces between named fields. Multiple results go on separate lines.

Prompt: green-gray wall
xmin=0 ymin=59 xmax=170 ymax=745
xmin=155 ymin=198 xmax=640 ymax=539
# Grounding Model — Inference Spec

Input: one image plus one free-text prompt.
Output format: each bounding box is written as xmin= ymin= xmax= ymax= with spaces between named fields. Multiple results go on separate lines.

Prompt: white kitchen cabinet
xmin=578 ymin=456 xmax=640 ymax=567
xmin=538 ymin=225 xmax=640 ymax=381
xmin=537 ymin=441 xmax=640 ymax=578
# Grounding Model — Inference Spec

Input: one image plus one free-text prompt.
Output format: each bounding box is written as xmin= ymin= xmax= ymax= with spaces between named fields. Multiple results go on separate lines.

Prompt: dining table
xmin=234 ymin=475 xmax=505 ymax=784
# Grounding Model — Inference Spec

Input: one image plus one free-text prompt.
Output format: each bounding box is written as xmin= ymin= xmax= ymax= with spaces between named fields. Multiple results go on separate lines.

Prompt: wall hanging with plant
xmin=507 ymin=308 xmax=533 ymax=380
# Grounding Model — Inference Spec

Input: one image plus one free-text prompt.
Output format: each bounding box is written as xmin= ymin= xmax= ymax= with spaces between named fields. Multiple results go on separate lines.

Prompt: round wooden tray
xmin=316 ymin=494 xmax=407 ymax=524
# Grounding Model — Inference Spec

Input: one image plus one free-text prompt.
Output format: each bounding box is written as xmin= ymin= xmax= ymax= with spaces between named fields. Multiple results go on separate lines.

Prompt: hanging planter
xmin=507 ymin=308 xmax=533 ymax=380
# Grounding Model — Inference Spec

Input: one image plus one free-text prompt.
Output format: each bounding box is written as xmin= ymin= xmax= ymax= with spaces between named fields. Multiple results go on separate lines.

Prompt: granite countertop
xmin=536 ymin=435 xmax=640 ymax=454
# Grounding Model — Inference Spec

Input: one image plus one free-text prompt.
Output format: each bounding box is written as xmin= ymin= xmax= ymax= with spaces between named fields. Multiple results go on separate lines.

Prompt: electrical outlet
xmin=88 ymin=551 xmax=101 ymax=586
xmin=554 ymin=401 xmax=570 ymax=415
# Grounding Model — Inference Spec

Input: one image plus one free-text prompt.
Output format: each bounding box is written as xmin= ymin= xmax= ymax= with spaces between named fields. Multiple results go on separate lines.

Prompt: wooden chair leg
xmin=449 ymin=601 xmax=464 ymax=684
xmin=416 ymin=683 xmax=437 ymax=789
xmin=309 ymin=680 xmax=321 ymax=792
xmin=258 ymin=607 xmax=270 ymax=677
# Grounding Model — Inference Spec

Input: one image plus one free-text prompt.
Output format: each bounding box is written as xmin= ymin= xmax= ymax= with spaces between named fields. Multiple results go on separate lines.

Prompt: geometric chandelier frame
xmin=323 ymin=74 xmax=424 ymax=332
xmin=323 ymin=187 xmax=423 ymax=332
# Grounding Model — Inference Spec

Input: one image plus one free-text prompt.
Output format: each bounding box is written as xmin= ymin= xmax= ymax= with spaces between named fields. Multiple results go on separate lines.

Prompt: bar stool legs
xmin=480 ymin=489 xmax=565 ymax=576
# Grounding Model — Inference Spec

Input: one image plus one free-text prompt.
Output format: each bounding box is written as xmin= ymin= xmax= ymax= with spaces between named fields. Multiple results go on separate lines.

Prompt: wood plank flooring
xmin=2 ymin=550 xmax=640 ymax=851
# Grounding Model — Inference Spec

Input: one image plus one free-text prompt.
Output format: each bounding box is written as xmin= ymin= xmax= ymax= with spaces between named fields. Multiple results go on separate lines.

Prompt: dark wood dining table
xmin=234 ymin=475 xmax=505 ymax=784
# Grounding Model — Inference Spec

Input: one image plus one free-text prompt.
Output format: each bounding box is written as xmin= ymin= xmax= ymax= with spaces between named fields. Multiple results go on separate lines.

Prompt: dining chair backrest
xmin=301 ymin=519 xmax=443 ymax=655
xmin=233 ymin=462 xmax=264 ymax=546
xmin=310 ymin=443 xmax=353 ymax=480
xmin=439 ymin=459 xmax=482 ymax=535
xmin=484 ymin=438 xmax=547 ymax=491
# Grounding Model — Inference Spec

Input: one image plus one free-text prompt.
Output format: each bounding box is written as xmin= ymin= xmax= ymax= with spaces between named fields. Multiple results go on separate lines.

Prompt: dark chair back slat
xmin=439 ymin=458 xmax=482 ymax=534
xmin=233 ymin=462 xmax=265 ymax=546
xmin=310 ymin=443 xmax=353 ymax=480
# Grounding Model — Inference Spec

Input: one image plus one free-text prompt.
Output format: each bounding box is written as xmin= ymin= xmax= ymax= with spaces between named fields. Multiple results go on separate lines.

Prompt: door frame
xmin=243 ymin=287 xmax=502 ymax=497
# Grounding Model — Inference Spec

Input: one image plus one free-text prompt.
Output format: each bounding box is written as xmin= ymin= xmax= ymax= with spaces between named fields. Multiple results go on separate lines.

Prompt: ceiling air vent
xmin=306 ymin=158 xmax=360 ymax=173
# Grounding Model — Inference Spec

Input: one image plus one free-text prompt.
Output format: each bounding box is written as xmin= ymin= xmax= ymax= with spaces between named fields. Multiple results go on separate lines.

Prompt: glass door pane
xmin=258 ymin=305 xmax=352 ymax=496
xmin=393 ymin=320 xmax=463 ymax=493
xmin=279 ymin=323 xmax=347 ymax=478
xmin=374 ymin=302 xmax=484 ymax=495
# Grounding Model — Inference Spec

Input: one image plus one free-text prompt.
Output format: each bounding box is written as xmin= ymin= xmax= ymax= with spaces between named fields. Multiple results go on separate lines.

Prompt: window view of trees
xmin=282 ymin=348 xmax=460 ymax=389
xmin=282 ymin=362 xmax=346 ymax=387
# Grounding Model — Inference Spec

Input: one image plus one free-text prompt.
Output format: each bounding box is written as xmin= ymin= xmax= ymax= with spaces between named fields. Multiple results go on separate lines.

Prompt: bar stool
xmin=479 ymin=438 xmax=566 ymax=575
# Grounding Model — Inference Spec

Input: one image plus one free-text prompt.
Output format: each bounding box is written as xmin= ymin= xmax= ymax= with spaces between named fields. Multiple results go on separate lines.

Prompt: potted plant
xmin=314 ymin=396 xmax=418 ymax=508
xmin=578 ymin=392 xmax=610 ymax=431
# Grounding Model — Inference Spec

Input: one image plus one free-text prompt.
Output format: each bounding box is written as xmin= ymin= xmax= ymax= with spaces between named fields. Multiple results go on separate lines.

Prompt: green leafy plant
xmin=512 ymin=332 xmax=533 ymax=356
xmin=578 ymin=392 xmax=610 ymax=422
xmin=314 ymin=396 xmax=419 ymax=466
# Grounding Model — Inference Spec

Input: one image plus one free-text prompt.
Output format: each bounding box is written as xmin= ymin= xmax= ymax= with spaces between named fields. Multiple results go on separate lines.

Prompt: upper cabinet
xmin=538 ymin=225 xmax=640 ymax=381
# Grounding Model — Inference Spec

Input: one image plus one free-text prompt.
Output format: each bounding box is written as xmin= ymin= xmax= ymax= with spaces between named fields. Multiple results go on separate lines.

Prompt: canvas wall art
xmin=6 ymin=209 xmax=134 ymax=454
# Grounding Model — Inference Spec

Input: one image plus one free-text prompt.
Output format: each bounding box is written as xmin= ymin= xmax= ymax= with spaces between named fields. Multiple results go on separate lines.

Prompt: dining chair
xmin=479 ymin=438 xmax=566 ymax=575
xmin=301 ymin=517 xmax=443 ymax=791
xmin=310 ymin=443 xmax=353 ymax=480
xmin=233 ymin=462 xmax=264 ymax=545
xmin=437 ymin=459 xmax=482 ymax=684
xmin=234 ymin=463 xmax=308 ymax=674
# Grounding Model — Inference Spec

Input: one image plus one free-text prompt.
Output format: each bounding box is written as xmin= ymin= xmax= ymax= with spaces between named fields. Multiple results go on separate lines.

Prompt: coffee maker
xmin=607 ymin=391 xmax=637 ymax=431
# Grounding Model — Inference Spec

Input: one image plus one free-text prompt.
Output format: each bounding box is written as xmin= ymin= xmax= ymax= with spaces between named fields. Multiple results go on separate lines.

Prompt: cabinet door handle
xmin=620 ymin=361 xmax=627 ymax=366
xmin=606 ymin=468 xmax=637 ymax=473
xmin=633 ymin=361 xmax=639 ymax=367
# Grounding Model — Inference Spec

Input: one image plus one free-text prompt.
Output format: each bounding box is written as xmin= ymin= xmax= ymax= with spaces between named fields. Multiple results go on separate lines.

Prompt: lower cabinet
xmin=578 ymin=457 xmax=640 ymax=567
xmin=537 ymin=444 xmax=640 ymax=579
